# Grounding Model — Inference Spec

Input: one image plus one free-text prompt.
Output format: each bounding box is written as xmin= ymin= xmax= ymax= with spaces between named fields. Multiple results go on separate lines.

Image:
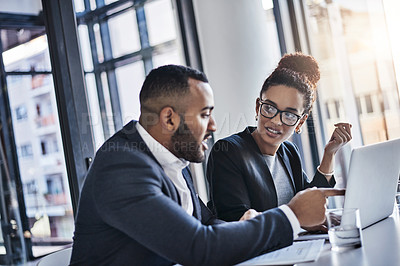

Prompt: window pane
xmin=325 ymin=103 xmax=331 ymax=119
xmin=85 ymin=73 xmax=105 ymax=149
xmin=382 ymin=91 xmax=390 ymax=111
xmin=15 ymin=104 xmax=28 ymax=120
xmin=108 ymin=9 xmax=141 ymax=58
xmin=100 ymin=72 xmax=116 ymax=135
xmin=356 ymin=97 xmax=362 ymax=114
xmin=2 ymin=33 xmax=74 ymax=257
xmin=145 ymin=0 xmax=177 ymax=46
xmin=90 ymin=0 xmax=97 ymax=10
xmin=105 ymin=0 xmax=119 ymax=5
xmin=365 ymin=94 xmax=373 ymax=113
xmin=3 ymin=35 xmax=51 ymax=72
xmin=77 ymin=25 xmax=93 ymax=72
xmin=262 ymin=0 xmax=281 ymax=62
xmin=73 ymin=0 xmax=85 ymax=12
xmin=93 ymin=23 xmax=104 ymax=63
xmin=115 ymin=61 xmax=145 ymax=123
xmin=334 ymin=100 xmax=341 ymax=118
xmin=152 ymin=47 xmax=183 ymax=68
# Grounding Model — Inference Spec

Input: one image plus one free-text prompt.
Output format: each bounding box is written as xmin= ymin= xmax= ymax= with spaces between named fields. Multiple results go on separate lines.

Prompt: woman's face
xmin=254 ymin=85 xmax=307 ymax=153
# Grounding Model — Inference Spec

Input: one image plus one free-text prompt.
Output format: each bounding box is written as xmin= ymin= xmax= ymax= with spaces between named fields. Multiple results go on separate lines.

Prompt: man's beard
xmin=170 ymin=117 xmax=206 ymax=163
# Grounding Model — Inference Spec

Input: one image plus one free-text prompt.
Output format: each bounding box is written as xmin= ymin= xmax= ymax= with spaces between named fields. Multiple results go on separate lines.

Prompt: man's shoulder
xmin=95 ymin=121 xmax=152 ymax=159
xmin=88 ymin=128 xmax=162 ymax=183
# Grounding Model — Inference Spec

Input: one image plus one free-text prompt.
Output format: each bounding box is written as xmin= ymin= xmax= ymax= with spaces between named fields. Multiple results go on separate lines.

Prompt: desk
xmin=297 ymin=208 xmax=400 ymax=266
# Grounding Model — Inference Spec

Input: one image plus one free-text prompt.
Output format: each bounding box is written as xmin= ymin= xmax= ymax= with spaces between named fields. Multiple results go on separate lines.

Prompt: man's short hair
xmin=139 ymin=65 xmax=208 ymax=114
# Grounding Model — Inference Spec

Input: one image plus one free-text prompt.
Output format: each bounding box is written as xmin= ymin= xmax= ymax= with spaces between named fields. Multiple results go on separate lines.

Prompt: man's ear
xmin=159 ymin=106 xmax=180 ymax=132
xmin=295 ymin=114 xmax=309 ymax=133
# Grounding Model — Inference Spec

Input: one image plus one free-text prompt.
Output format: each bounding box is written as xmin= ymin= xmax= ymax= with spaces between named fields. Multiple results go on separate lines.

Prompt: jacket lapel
xmin=124 ymin=120 xmax=182 ymax=203
xmin=242 ymin=128 xmax=278 ymax=207
xmin=182 ymin=167 xmax=201 ymax=219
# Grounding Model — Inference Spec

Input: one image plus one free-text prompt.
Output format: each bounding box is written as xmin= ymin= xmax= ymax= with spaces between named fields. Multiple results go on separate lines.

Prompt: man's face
xmin=170 ymin=78 xmax=216 ymax=163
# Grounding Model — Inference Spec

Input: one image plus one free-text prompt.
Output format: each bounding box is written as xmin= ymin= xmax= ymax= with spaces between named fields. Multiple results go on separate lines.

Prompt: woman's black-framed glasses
xmin=259 ymin=100 xmax=303 ymax=126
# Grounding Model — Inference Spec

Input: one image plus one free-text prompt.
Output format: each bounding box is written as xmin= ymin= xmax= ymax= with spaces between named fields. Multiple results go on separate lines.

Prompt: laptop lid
xmin=344 ymin=138 xmax=400 ymax=229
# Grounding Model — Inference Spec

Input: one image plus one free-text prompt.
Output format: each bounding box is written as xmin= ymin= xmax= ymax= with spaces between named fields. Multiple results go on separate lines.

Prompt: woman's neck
xmin=251 ymin=129 xmax=279 ymax=156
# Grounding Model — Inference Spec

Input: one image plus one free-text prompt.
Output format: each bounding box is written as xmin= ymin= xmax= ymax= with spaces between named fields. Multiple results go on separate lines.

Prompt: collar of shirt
xmin=136 ymin=122 xmax=194 ymax=216
xmin=136 ymin=122 xmax=189 ymax=170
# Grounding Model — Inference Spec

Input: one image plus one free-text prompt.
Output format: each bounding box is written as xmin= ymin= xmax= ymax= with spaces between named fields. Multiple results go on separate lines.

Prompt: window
xmin=365 ymin=94 xmax=373 ymax=114
xmin=334 ymin=100 xmax=341 ymax=118
xmin=382 ymin=91 xmax=390 ymax=111
xmin=325 ymin=103 xmax=331 ymax=119
xmin=108 ymin=9 xmax=141 ymax=58
xmin=75 ymin=0 xmax=185 ymax=144
xmin=15 ymin=105 xmax=28 ymax=120
xmin=2 ymin=30 xmax=73 ymax=258
xmin=40 ymin=137 xmax=59 ymax=155
xmin=24 ymin=180 xmax=38 ymax=195
xmin=305 ymin=0 xmax=400 ymax=146
xmin=302 ymin=0 xmax=400 ymax=182
xmin=46 ymin=174 xmax=64 ymax=195
xmin=19 ymin=143 xmax=33 ymax=158
xmin=356 ymin=97 xmax=362 ymax=114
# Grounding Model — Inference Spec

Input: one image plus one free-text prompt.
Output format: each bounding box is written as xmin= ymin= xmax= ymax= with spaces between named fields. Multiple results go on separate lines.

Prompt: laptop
xmin=344 ymin=137 xmax=400 ymax=229
xmin=297 ymin=138 xmax=400 ymax=240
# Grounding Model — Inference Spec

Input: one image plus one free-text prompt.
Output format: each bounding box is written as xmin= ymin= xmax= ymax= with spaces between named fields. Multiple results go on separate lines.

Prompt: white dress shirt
xmin=279 ymin=205 xmax=301 ymax=239
xmin=136 ymin=123 xmax=194 ymax=216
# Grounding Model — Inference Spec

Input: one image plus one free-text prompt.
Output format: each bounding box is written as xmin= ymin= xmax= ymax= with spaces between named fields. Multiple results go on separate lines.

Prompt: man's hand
xmin=287 ymin=188 xmax=345 ymax=227
xmin=239 ymin=209 xmax=262 ymax=221
xmin=302 ymin=224 xmax=328 ymax=233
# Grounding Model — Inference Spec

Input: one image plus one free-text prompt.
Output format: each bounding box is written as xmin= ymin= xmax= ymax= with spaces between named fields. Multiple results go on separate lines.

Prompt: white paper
xmin=236 ymin=239 xmax=325 ymax=266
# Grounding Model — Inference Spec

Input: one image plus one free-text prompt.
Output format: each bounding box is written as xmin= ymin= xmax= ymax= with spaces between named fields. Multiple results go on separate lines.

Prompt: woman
xmin=207 ymin=52 xmax=352 ymax=222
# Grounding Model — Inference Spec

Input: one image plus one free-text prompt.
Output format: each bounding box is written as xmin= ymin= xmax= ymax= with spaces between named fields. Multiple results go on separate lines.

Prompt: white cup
xmin=326 ymin=208 xmax=362 ymax=252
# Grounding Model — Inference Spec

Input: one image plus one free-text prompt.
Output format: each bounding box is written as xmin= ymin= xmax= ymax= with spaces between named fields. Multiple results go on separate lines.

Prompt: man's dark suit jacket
xmin=207 ymin=127 xmax=335 ymax=221
xmin=70 ymin=121 xmax=294 ymax=266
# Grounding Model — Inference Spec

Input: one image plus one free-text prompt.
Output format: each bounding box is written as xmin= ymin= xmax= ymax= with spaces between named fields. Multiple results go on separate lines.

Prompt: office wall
xmin=193 ymin=0 xmax=280 ymax=140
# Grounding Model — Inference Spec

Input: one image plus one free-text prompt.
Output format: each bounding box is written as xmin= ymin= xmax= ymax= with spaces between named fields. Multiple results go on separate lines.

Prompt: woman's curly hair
xmin=260 ymin=52 xmax=320 ymax=114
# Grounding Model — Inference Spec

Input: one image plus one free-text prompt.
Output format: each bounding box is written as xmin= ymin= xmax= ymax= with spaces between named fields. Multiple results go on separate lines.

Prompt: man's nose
xmin=208 ymin=115 xmax=217 ymax=132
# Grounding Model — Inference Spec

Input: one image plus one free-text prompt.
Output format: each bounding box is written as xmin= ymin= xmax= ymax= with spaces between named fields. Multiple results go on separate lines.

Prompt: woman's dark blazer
xmin=206 ymin=127 xmax=335 ymax=221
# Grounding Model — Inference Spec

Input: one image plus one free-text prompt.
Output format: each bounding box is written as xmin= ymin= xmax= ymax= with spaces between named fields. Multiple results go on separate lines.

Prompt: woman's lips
xmin=265 ymin=127 xmax=281 ymax=137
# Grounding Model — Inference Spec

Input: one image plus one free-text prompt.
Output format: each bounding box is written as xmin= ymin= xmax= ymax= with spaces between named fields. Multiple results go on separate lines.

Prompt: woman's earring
xmin=295 ymin=128 xmax=302 ymax=134
xmin=255 ymin=115 xmax=258 ymax=122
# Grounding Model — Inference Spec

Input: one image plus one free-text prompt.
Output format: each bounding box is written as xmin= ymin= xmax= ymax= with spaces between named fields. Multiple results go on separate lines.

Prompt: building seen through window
xmin=3 ymin=33 xmax=73 ymax=257
xmin=306 ymin=0 xmax=400 ymax=146
xmin=305 ymin=0 xmax=400 ymax=182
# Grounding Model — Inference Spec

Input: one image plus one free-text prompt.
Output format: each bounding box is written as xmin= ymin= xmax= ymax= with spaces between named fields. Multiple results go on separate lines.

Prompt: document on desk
xmin=236 ymin=239 xmax=325 ymax=265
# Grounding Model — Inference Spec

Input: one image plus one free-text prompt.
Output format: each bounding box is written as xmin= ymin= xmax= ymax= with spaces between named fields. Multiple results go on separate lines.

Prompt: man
xmin=70 ymin=65 xmax=343 ymax=266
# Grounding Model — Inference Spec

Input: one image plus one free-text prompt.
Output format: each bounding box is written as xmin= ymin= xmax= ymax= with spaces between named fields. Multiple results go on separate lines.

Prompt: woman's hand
xmin=324 ymin=122 xmax=352 ymax=156
xmin=239 ymin=209 xmax=262 ymax=221
xmin=319 ymin=123 xmax=352 ymax=180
